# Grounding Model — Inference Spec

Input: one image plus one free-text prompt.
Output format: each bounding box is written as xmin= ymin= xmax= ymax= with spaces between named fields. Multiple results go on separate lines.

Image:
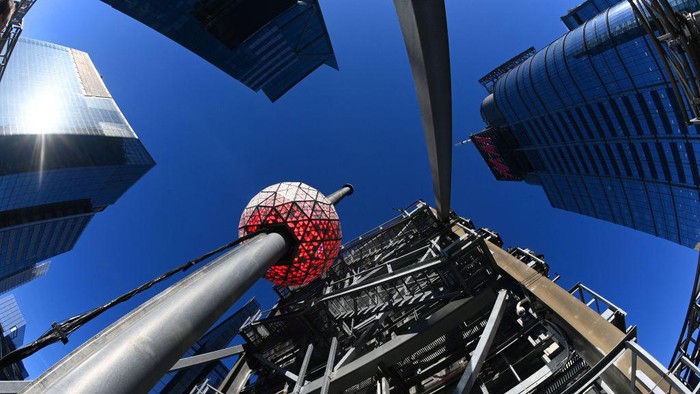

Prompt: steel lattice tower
xmin=216 ymin=202 xmax=687 ymax=394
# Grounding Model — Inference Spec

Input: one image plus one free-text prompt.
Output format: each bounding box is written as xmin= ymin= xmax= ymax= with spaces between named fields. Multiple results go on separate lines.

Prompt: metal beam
xmin=626 ymin=341 xmax=691 ymax=394
xmin=218 ymin=355 xmax=252 ymax=394
xmin=326 ymin=184 xmax=354 ymax=205
xmin=560 ymin=329 xmax=636 ymax=394
xmin=481 ymin=238 xmax=672 ymax=393
xmin=393 ymin=0 xmax=453 ymax=220
xmin=335 ymin=313 xmax=387 ymax=370
xmin=301 ymin=289 xmax=496 ymax=393
xmin=292 ymin=344 xmax=314 ymax=394
xmin=21 ymin=232 xmax=291 ymax=394
xmin=251 ymin=353 xmax=300 ymax=383
xmin=320 ymin=338 xmax=337 ymax=394
xmin=0 ymin=381 xmax=30 ymax=394
xmin=168 ymin=345 xmax=244 ymax=372
xmin=453 ymin=290 xmax=508 ymax=394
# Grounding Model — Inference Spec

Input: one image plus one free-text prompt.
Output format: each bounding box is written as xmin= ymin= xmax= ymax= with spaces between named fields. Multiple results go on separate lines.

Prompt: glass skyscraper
xmin=100 ymin=0 xmax=338 ymax=102
xmin=0 ymin=261 xmax=49 ymax=295
xmin=0 ymin=38 xmax=154 ymax=284
xmin=0 ymin=294 xmax=27 ymax=380
xmin=473 ymin=0 xmax=700 ymax=249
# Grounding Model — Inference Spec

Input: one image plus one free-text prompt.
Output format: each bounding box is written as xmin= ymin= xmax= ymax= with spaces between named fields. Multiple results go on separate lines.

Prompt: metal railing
xmin=569 ymin=282 xmax=627 ymax=331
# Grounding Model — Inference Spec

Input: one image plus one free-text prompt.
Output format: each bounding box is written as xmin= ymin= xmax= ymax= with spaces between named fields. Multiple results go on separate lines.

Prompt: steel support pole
xmin=21 ymin=232 xmax=291 ymax=394
xmin=453 ymin=290 xmax=508 ymax=394
xmin=320 ymin=338 xmax=338 ymax=394
xmin=394 ymin=0 xmax=453 ymax=221
xmin=327 ymin=184 xmax=354 ymax=205
xmin=292 ymin=344 xmax=314 ymax=394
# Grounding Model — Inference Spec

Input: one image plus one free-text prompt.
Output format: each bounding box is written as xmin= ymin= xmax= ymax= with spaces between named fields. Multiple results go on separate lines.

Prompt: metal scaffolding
xmin=670 ymin=254 xmax=700 ymax=392
xmin=628 ymin=0 xmax=700 ymax=124
xmin=0 ymin=0 xmax=36 ymax=83
xmin=213 ymin=202 xmax=686 ymax=394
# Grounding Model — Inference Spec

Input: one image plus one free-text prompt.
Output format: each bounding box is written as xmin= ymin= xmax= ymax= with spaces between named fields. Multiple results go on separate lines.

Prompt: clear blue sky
xmin=13 ymin=0 xmax=698 ymax=378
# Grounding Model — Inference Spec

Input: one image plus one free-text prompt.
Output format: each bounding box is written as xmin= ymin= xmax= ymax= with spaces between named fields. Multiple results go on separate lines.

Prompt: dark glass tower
xmin=0 ymin=261 xmax=49 ymax=295
xmin=473 ymin=0 xmax=700 ymax=249
xmin=100 ymin=0 xmax=338 ymax=102
xmin=0 ymin=38 xmax=154 ymax=284
xmin=561 ymin=0 xmax=621 ymax=30
xmin=0 ymin=295 xmax=28 ymax=380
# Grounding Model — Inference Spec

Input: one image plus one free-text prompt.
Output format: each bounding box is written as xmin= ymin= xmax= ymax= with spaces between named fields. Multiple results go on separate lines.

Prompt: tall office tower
xmin=0 ymin=261 xmax=49 ymax=295
xmin=472 ymin=0 xmax=700 ymax=249
xmin=0 ymin=38 xmax=155 ymax=286
xmin=100 ymin=0 xmax=338 ymax=102
xmin=151 ymin=299 xmax=260 ymax=394
xmin=212 ymin=202 xmax=683 ymax=393
xmin=560 ymin=0 xmax=621 ymax=30
xmin=0 ymin=295 xmax=27 ymax=380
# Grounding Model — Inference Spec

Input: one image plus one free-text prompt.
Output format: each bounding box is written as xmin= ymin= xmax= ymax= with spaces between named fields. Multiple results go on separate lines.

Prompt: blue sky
xmin=12 ymin=0 xmax=699 ymax=378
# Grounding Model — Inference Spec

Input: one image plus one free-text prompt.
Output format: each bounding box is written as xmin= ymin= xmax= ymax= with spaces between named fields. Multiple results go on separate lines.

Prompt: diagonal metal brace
xmin=453 ymin=289 xmax=508 ymax=394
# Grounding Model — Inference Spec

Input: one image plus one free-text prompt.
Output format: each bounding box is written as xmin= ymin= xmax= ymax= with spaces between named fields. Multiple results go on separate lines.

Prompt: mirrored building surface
xmin=473 ymin=0 xmax=700 ymax=249
xmin=0 ymin=295 xmax=27 ymax=380
xmin=0 ymin=261 xmax=49 ymax=295
xmin=101 ymin=0 xmax=338 ymax=102
xmin=0 ymin=38 xmax=154 ymax=285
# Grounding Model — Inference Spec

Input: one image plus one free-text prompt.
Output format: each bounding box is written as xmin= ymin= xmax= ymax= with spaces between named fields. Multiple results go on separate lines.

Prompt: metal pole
xmin=320 ymin=338 xmax=338 ymax=394
xmin=327 ymin=184 xmax=354 ymax=205
xmin=219 ymin=355 xmax=252 ymax=394
xmin=393 ymin=0 xmax=453 ymax=221
xmin=292 ymin=344 xmax=314 ymax=394
xmin=21 ymin=232 xmax=291 ymax=394
xmin=453 ymin=290 xmax=508 ymax=394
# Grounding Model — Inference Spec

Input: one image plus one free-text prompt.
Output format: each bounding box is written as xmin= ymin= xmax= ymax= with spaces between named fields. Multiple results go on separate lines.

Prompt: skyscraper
xmin=0 ymin=38 xmax=154 ymax=285
xmin=100 ymin=0 xmax=338 ymax=102
xmin=473 ymin=0 xmax=700 ymax=249
xmin=0 ymin=295 xmax=28 ymax=380
xmin=0 ymin=261 xmax=49 ymax=295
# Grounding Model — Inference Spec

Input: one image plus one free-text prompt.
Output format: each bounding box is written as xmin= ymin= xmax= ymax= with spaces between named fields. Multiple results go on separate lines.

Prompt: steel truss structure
xmin=670 ymin=254 xmax=700 ymax=392
xmin=628 ymin=0 xmax=700 ymax=124
xmin=203 ymin=202 xmax=687 ymax=394
xmin=0 ymin=0 xmax=35 ymax=83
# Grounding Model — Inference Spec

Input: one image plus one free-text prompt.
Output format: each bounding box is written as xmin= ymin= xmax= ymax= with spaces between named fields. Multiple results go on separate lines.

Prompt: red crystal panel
xmin=239 ymin=182 xmax=342 ymax=286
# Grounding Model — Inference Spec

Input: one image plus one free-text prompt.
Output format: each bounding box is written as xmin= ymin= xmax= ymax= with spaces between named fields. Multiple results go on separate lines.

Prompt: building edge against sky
xmin=0 ymin=37 xmax=154 ymax=287
xmin=99 ymin=0 xmax=338 ymax=102
xmin=472 ymin=0 xmax=700 ymax=249
xmin=0 ymin=262 xmax=49 ymax=295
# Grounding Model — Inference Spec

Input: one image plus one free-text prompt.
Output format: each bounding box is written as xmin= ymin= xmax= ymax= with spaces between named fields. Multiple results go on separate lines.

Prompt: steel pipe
xmin=21 ymin=231 xmax=291 ymax=394
xmin=327 ymin=184 xmax=354 ymax=205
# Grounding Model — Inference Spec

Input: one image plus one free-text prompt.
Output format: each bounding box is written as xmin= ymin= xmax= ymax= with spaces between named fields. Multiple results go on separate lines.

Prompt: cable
xmin=0 ymin=229 xmax=268 ymax=368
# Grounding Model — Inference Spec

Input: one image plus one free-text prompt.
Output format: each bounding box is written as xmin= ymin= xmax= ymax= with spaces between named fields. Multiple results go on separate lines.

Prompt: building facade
xmin=0 ymin=261 xmax=49 ymax=295
xmin=473 ymin=0 xmax=700 ymax=249
xmin=561 ymin=0 xmax=621 ymax=30
xmin=100 ymin=0 xmax=338 ymax=102
xmin=0 ymin=295 xmax=27 ymax=380
xmin=0 ymin=38 xmax=154 ymax=284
